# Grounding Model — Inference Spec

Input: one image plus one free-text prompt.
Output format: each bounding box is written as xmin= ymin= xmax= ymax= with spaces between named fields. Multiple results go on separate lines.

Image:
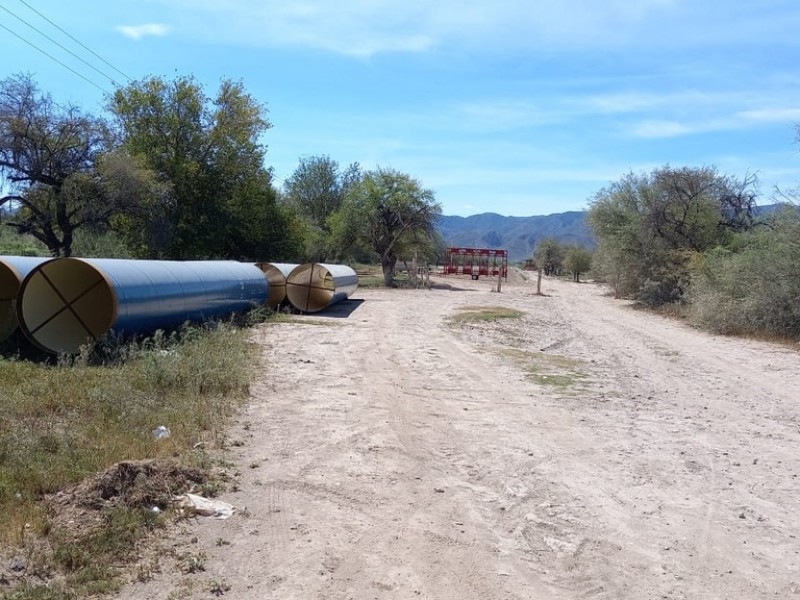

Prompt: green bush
xmin=588 ymin=166 xmax=758 ymax=307
xmin=688 ymin=207 xmax=800 ymax=338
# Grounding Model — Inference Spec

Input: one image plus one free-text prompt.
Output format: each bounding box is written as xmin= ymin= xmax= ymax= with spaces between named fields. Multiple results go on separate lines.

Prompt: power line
xmin=0 ymin=21 xmax=109 ymax=93
xmin=17 ymin=0 xmax=132 ymax=83
xmin=0 ymin=3 xmax=121 ymax=86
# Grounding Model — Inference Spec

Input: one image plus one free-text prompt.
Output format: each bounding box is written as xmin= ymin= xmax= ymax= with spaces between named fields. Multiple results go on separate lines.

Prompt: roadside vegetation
xmin=585 ymin=165 xmax=800 ymax=341
xmin=687 ymin=205 xmax=800 ymax=338
xmin=0 ymin=228 xmax=46 ymax=257
xmin=0 ymin=324 xmax=255 ymax=599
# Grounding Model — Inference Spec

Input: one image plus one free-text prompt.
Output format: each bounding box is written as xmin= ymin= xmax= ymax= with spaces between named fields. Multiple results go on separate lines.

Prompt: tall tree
xmin=534 ymin=238 xmax=565 ymax=276
xmin=282 ymin=155 xmax=361 ymax=260
xmin=563 ymin=245 xmax=592 ymax=282
xmin=109 ymin=76 xmax=299 ymax=259
xmin=330 ymin=168 xmax=440 ymax=286
xmin=0 ymin=74 xmax=111 ymax=256
xmin=284 ymin=155 xmax=361 ymax=229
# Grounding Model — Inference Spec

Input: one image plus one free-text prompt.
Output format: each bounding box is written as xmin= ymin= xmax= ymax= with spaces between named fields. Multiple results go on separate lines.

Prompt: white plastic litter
xmin=152 ymin=425 xmax=171 ymax=440
xmin=178 ymin=493 xmax=235 ymax=519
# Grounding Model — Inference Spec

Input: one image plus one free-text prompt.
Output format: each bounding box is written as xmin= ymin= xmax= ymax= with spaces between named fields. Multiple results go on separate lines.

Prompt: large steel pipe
xmin=255 ymin=262 xmax=299 ymax=309
xmin=0 ymin=256 xmax=50 ymax=342
xmin=285 ymin=263 xmax=358 ymax=313
xmin=17 ymin=258 xmax=269 ymax=354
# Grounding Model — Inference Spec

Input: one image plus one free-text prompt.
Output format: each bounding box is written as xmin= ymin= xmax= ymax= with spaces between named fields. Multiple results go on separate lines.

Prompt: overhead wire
xmin=0 ymin=3 xmax=121 ymax=87
xmin=17 ymin=0 xmax=131 ymax=82
xmin=0 ymin=20 xmax=109 ymax=93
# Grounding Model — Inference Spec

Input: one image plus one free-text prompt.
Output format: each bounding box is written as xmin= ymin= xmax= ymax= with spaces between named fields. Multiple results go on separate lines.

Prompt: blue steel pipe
xmin=0 ymin=255 xmax=51 ymax=342
xmin=285 ymin=263 xmax=358 ymax=313
xmin=255 ymin=262 xmax=299 ymax=309
xmin=17 ymin=258 xmax=269 ymax=354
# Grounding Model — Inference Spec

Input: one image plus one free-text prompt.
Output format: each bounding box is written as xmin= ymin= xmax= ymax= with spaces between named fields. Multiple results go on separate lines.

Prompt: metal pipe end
xmin=285 ymin=263 xmax=357 ymax=313
xmin=17 ymin=258 xmax=116 ymax=354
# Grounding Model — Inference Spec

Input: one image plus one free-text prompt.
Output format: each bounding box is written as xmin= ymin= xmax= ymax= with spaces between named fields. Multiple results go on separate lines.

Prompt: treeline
xmin=0 ymin=74 xmax=441 ymax=286
xmin=587 ymin=165 xmax=800 ymax=338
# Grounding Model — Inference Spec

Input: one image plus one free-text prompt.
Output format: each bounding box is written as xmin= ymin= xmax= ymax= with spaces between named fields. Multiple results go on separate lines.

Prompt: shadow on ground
xmin=299 ymin=299 xmax=365 ymax=319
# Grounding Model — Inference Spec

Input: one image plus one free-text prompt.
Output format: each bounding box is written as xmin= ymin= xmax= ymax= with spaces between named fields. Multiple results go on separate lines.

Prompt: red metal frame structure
xmin=443 ymin=247 xmax=508 ymax=279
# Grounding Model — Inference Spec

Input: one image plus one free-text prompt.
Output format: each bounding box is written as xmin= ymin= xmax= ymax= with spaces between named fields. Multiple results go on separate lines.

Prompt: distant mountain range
xmin=437 ymin=211 xmax=594 ymax=263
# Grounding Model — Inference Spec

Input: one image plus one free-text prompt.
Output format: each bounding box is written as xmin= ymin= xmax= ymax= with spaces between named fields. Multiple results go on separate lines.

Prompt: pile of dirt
xmin=83 ymin=459 xmax=206 ymax=509
xmin=48 ymin=459 xmax=206 ymax=535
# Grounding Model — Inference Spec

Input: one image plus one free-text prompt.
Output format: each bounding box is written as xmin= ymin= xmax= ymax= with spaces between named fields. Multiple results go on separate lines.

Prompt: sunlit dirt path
xmin=120 ymin=273 xmax=800 ymax=600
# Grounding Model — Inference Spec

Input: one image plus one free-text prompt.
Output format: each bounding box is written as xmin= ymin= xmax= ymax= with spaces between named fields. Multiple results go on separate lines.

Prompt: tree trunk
xmin=381 ymin=255 xmax=397 ymax=287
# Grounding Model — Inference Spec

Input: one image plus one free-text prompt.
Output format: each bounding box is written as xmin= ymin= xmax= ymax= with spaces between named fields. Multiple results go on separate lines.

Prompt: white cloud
xmin=630 ymin=120 xmax=694 ymax=138
xmin=117 ymin=23 xmax=171 ymax=40
xmin=455 ymin=100 xmax=564 ymax=131
xmin=627 ymin=105 xmax=800 ymax=139
xmin=142 ymin=0 xmax=800 ymax=57
xmin=737 ymin=108 xmax=800 ymax=124
xmin=579 ymin=90 xmax=731 ymax=115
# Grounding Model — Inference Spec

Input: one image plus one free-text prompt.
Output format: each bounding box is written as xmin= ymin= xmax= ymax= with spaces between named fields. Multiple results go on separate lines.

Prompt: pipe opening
xmin=18 ymin=259 xmax=115 ymax=354
xmin=0 ymin=262 xmax=22 ymax=341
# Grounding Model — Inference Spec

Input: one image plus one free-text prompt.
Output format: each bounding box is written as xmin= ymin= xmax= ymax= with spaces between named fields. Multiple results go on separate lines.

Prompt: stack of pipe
xmin=2 ymin=256 xmax=360 ymax=354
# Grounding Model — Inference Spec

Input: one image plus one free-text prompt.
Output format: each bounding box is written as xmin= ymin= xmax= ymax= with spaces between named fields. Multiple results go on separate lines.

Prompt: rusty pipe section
xmin=17 ymin=258 xmax=269 ymax=354
xmin=255 ymin=262 xmax=299 ymax=309
xmin=285 ymin=263 xmax=358 ymax=313
xmin=0 ymin=256 xmax=50 ymax=342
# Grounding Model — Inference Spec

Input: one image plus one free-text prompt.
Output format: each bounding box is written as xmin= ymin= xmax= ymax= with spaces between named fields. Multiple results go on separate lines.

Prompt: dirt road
xmin=122 ymin=272 xmax=800 ymax=599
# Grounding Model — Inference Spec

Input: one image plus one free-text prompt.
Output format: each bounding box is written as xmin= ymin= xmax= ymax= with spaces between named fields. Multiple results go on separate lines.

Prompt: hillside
xmin=437 ymin=210 xmax=594 ymax=263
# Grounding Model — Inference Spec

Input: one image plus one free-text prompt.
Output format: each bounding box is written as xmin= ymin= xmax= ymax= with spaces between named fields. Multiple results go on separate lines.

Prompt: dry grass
xmin=0 ymin=323 xmax=257 ymax=599
xmin=450 ymin=305 xmax=525 ymax=324
xmin=494 ymin=347 xmax=590 ymax=391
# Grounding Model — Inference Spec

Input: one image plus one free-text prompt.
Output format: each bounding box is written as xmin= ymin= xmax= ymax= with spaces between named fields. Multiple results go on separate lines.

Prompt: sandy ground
xmin=120 ymin=271 xmax=800 ymax=599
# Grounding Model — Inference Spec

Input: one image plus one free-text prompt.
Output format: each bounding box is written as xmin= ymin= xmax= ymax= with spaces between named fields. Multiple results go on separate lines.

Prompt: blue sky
xmin=2 ymin=0 xmax=800 ymax=217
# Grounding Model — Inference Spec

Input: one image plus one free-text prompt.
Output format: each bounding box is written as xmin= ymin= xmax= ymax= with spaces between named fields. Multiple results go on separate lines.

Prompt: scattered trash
xmin=177 ymin=493 xmax=235 ymax=519
xmin=152 ymin=425 xmax=171 ymax=440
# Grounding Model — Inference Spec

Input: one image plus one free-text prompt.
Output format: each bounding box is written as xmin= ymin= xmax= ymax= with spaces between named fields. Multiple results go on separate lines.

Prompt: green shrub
xmin=688 ymin=208 xmax=800 ymax=338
